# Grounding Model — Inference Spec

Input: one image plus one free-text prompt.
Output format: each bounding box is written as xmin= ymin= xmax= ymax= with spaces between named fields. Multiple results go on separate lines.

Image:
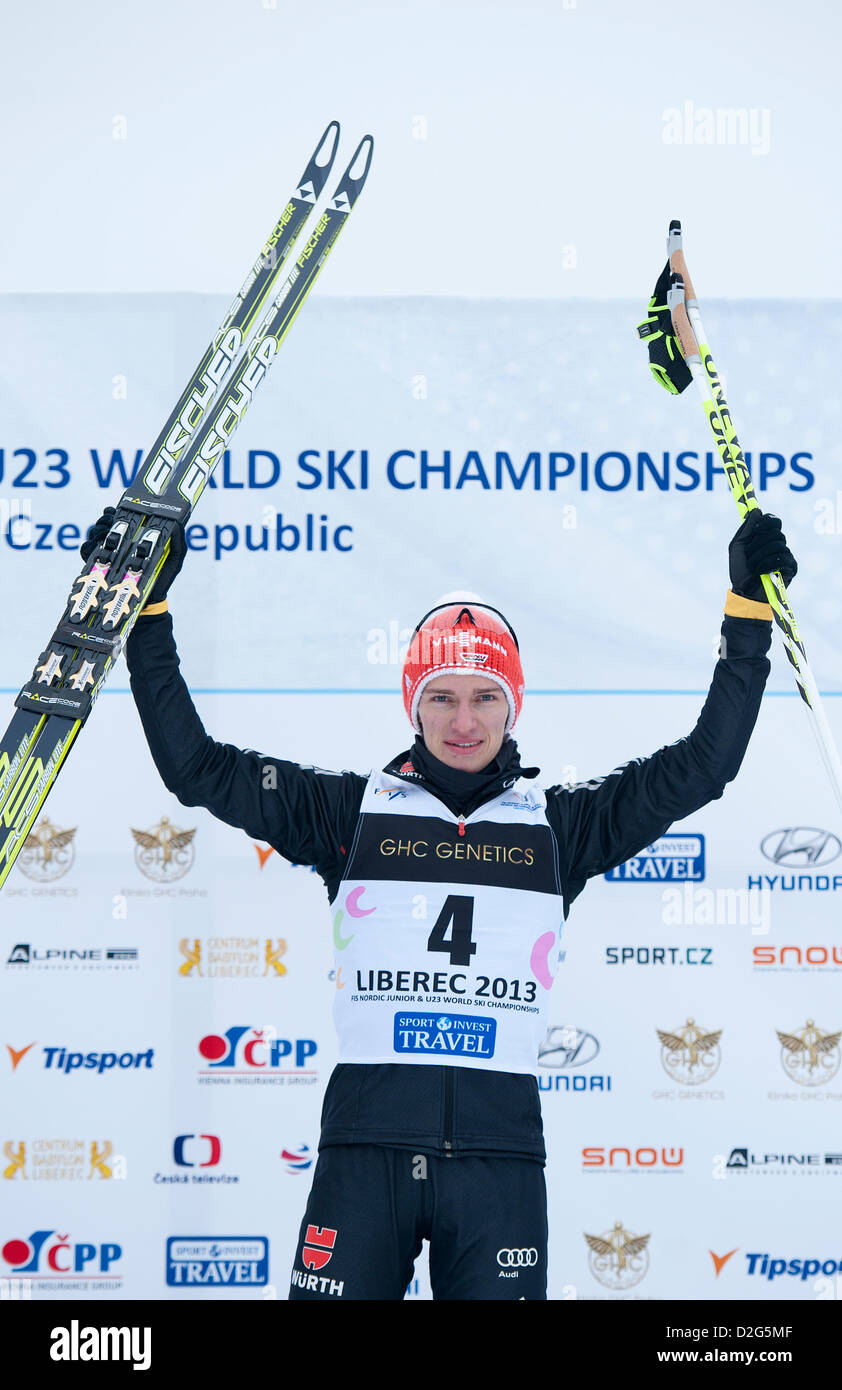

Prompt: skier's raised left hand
xmin=80 ymin=506 xmax=186 ymax=606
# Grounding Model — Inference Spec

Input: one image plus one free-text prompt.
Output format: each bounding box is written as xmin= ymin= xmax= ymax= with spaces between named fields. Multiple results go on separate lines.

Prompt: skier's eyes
xmin=428 ymin=692 xmax=498 ymax=704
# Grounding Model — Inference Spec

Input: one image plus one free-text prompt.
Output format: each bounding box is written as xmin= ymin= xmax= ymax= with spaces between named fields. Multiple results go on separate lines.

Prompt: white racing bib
xmin=331 ymin=769 xmax=565 ymax=1074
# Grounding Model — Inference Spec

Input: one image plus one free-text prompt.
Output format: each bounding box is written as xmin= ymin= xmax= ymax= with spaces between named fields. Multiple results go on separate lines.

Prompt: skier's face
xmin=417 ymin=676 xmax=509 ymax=772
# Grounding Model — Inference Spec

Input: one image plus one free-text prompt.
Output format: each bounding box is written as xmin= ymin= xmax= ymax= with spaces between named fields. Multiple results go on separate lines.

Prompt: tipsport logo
xmin=196 ymin=1027 xmax=318 ymax=1086
xmin=2 ymin=1230 xmax=123 ymax=1289
xmin=6 ymin=1043 xmax=154 ymax=1075
xmin=605 ymin=834 xmax=705 ymax=882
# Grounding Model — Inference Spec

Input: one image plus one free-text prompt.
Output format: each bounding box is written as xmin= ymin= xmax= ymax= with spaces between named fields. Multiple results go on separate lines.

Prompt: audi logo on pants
xmin=497 ymin=1248 xmax=538 ymax=1267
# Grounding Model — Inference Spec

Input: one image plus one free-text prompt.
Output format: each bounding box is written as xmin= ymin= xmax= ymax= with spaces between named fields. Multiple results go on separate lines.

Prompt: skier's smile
xmin=417 ymin=677 xmax=509 ymax=772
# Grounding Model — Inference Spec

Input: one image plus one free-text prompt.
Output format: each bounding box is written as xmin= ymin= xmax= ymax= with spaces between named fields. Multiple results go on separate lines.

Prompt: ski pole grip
xmin=666 ymin=219 xmax=700 ymax=359
xmin=666 ymin=272 xmax=698 ymax=362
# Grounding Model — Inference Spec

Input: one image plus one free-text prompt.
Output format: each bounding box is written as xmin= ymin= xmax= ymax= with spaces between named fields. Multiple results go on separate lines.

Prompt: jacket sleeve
xmin=545 ymin=611 xmax=772 ymax=914
xmin=124 ymin=611 xmax=366 ymax=899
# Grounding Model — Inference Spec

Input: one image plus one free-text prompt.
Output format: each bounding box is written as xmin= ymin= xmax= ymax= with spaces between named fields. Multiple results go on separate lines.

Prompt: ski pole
xmin=664 ymin=220 xmax=842 ymax=818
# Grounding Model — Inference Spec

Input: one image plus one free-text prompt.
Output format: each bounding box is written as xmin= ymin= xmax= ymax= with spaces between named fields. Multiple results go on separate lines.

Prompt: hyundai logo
xmin=760 ymin=828 xmax=841 ymax=867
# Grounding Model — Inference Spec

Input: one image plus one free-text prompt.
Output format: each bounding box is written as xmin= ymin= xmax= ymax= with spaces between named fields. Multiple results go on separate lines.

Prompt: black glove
xmin=729 ymin=511 xmax=797 ymax=603
xmin=80 ymin=506 xmax=186 ymax=606
xmin=637 ymin=261 xmax=692 ymax=395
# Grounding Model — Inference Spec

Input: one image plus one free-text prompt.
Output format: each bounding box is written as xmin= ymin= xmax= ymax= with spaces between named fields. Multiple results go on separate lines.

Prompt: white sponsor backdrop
xmin=1 ymin=294 xmax=842 ymax=1301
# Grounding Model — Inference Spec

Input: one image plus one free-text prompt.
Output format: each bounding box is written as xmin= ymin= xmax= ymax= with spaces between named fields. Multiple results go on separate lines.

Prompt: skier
xmin=81 ymin=507 xmax=796 ymax=1300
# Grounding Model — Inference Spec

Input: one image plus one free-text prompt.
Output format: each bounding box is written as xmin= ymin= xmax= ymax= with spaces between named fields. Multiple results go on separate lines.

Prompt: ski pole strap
xmin=141 ymin=600 xmax=169 ymax=616
xmin=637 ymin=262 xmax=693 ymax=394
xmin=724 ymin=589 xmax=772 ymax=620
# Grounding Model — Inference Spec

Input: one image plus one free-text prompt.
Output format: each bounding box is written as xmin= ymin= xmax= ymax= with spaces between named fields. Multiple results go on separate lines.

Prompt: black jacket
xmin=126 ymin=609 xmax=772 ymax=1162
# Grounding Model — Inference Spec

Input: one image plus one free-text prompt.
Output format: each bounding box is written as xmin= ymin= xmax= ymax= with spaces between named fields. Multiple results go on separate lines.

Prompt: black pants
xmin=288 ymin=1144 xmax=548 ymax=1300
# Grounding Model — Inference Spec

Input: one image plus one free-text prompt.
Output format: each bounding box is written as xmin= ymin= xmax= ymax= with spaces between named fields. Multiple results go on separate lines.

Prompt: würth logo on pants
xmin=291 ymin=1225 xmax=344 ymax=1297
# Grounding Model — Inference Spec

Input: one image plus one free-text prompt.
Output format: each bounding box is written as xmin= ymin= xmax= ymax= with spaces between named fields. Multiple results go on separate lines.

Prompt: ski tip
xmin=347 ymin=134 xmax=374 ymax=185
xmin=315 ymin=121 xmax=341 ymax=168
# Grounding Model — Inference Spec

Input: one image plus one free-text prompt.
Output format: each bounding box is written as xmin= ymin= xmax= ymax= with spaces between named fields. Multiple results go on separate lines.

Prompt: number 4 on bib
xmin=427 ymin=895 xmax=477 ymax=967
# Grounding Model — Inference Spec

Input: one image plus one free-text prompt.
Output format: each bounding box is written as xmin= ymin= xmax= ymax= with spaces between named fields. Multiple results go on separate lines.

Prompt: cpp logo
xmin=197 ymin=1027 xmax=317 ymax=1070
xmin=2 ymin=1230 xmax=121 ymax=1275
xmin=173 ymin=1135 xmax=221 ymax=1167
xmin=497 ymin=1248 xmax=538 ymax=1267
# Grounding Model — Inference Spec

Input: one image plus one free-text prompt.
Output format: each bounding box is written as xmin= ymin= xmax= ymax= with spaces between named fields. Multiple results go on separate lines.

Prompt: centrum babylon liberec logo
xmin=585 ymin=1222 xmax=650 ymax=1290
xmin=657 ymin=1019 xmax=721 ymax=1085
xmin=178 ymin=937 xmax=287 ymax=978
xmin=17 ymin=817 xmax=76 ymax=882
xmin=131 ymin=817 xmax=195 ymax=882
xmin=777 ymin=1020 xmax=841 ymax=1087
xmin=3 ymin=1140 xmax=116 ymax=1180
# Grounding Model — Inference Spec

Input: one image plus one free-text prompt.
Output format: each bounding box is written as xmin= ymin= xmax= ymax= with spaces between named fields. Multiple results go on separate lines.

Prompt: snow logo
xmin=131 ymin=816 xmax=195 ymax=882
xmin=585 ymin=1222 xmax=650 ymax=1290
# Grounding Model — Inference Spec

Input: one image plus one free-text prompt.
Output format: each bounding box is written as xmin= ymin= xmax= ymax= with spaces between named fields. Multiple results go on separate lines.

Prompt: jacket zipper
xmin=443 ymin=812 xmax=465 ymax=1152
xmin=443 ymin=1067 xmax=454 ymax=1156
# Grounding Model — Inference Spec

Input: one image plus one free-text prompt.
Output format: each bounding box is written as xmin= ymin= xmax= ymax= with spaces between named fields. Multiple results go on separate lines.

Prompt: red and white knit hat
xmin=402 ymin=597 xmax=525 ymax=735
